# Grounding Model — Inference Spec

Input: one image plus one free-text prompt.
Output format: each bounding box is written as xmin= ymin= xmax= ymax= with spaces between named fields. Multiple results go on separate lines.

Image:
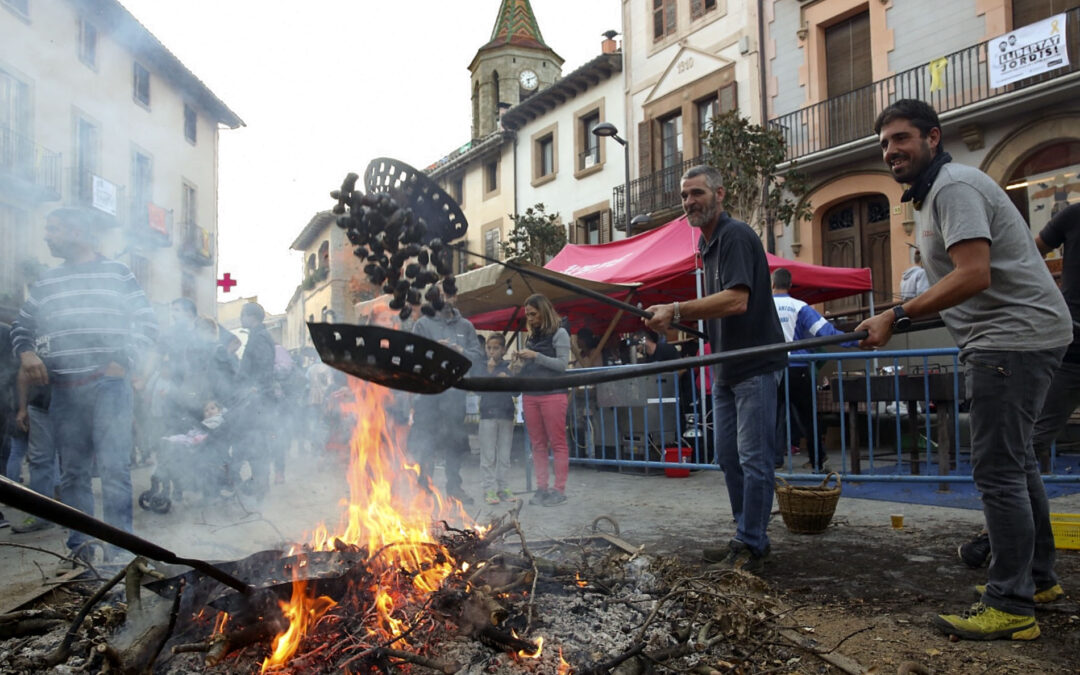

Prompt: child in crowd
xmin=478 ymin=334 xmax=517 ymax=504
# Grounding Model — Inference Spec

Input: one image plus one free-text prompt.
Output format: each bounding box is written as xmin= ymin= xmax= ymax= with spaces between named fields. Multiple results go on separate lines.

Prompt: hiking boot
xmin=706 ymin=540 xmax=766 ymax=575
xmin=958 ymin=531 xmax=991 ymax=568
xmin=933 ymin=602 xmax=1040 ymax=641
xmin=974 ymin=583 xmax=1064 ymax=604
xmin=542 ymin=491 xmax=567 ymax=506
xmin=484 ymin=490 xmax=501 ymax=505
xmin=496 ymin=488 xmax=518 ymax=502
xmin=12 ymin=516 xmax=54 ymax=534
xmin=529 ymin=489 xmax=550 ymax=505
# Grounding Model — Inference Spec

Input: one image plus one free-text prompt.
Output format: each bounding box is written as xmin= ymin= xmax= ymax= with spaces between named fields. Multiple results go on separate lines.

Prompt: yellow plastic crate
xmin=1051 ymin=513 xmax=1080 ymax=550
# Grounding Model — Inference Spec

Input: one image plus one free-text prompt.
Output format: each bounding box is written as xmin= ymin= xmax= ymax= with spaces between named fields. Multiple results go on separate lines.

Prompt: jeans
xmin=50 ymin=376 xmax=135 ymax=552
xmin=478 ymin=417 xmax=514 ymax=492
xmin=962 ymin=347 xmax=1064 ymax=616
xmin=1031 ymin=359 xmax=1080 ymax=473
xmin=11 ymin=406 xmax=57 ymax=499
xmin=713 ymin=370 xmax=781 ymax=556
xmin=522 ymin=393 xmax=569 ymax=494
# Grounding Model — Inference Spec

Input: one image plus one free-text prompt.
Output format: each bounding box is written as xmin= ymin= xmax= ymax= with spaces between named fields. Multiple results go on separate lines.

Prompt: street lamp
xmin=592 ymin=122 xmax=631 ymax=233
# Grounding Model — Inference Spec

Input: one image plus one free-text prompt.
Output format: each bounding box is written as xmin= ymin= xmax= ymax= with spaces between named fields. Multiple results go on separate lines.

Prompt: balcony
xmin=0 ymin=126 xmax=61 ymax=201
xmin=772 ymin=7 xmax=1080 ymax=162
xmin=68 ymin=168 xmax=126 ymax=226
xmin=128 ymin=201 xmax=173 ymax=247
xmin=178 ymin=222 xmax=213 ymax=267
xmin=612 ymin=155 xmax=701 ymax=231
xmin=578 ymin=145 xmax=600 ymax=171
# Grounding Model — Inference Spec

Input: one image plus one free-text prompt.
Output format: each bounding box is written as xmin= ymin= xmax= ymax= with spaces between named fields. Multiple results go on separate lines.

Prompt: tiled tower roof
xmin=481 ymin=0 xmax=549 ymax=51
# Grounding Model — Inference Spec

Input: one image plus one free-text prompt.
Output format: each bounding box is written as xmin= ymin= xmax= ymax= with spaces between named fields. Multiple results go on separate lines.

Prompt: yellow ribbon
xmin=928 ymin=57 xmax=948 ymax=93
xmin=1051 ymin=19 xmax=1060 ymax=34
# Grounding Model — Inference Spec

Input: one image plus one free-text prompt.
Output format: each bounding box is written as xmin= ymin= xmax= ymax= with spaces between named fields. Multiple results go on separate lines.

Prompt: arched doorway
xmin=822 ymin=194 xmax=892 ymax=313
xmin=1005 ymin=140 xmax=1080 ymax=237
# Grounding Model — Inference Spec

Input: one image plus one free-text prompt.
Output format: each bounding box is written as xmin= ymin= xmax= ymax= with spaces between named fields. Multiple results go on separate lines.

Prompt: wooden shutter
xmin=570 ymin=218 xmax=584 ymax=245
xmin=600 ymin=210 xmax=613 ymax=243
xmin=718 ymin=81 xmax=738 ymax=113
xmin=638 ymin=119 xmax=653 ymax=174
xmin=825 ymin=12 xmax=871 ymax=97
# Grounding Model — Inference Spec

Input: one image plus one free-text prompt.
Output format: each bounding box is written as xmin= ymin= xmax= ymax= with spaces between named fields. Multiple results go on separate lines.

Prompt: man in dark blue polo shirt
xmin=646 ymin=165 xmax=786 ymax=574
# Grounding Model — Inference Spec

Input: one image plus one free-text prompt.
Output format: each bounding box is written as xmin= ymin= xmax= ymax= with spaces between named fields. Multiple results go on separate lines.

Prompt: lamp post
xmin=592 ymin=122 xmax=631 ymax=233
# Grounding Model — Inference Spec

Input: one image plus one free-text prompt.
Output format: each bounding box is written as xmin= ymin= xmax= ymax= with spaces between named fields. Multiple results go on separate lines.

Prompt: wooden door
xmin=823 ymin=195 xmax=892 ymax=314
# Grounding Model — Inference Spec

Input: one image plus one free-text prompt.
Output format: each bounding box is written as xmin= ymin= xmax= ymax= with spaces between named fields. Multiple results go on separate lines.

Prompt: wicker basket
xmin=775 ymin=473 xmax=841 ymax=534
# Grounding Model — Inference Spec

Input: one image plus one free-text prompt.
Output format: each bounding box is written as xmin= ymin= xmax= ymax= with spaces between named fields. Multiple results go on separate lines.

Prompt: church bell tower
xmin=468 ymin=0 xmax=564 ymax=139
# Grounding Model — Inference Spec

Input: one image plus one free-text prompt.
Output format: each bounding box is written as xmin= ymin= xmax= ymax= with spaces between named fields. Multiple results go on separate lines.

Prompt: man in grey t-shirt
xmin=857 ymin=100 xmax=1071 ymax=641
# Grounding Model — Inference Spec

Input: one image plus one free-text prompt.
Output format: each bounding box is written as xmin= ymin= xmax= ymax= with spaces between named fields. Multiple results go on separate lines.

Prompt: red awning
xmin=465 ymin=216 xmax=872 ymax=332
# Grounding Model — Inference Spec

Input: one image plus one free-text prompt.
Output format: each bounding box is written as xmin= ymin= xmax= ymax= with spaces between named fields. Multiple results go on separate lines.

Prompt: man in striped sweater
xmin=12 ymin=208 xmax=158 ymax=562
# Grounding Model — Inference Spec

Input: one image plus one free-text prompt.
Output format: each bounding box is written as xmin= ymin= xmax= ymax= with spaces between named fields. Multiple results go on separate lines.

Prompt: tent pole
xmin=694 ymin=263 xmax=708 ymax=442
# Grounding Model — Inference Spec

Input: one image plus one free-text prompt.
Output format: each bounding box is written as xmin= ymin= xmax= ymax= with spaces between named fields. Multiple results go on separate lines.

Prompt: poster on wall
xmin=1024 ymin=163 xmax=1080 ymax=259
xmin=989 ymin=13 xmax=1070 ymax=88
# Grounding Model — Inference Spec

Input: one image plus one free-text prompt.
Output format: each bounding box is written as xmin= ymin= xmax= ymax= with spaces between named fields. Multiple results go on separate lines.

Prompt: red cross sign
xmin=217 ymin=273 xmax=238 ymax=292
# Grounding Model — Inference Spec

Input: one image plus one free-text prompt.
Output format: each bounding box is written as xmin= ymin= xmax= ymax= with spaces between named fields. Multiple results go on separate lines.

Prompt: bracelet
xmin=673 ymin=301 xmax=681 ymax=324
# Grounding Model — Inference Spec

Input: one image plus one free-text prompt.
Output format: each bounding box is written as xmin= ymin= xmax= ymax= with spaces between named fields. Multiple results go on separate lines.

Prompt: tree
xmin=701 ymin=110 xmax=812 ymax=250
xmin=500 ymin=203 xmax=567 ymax=265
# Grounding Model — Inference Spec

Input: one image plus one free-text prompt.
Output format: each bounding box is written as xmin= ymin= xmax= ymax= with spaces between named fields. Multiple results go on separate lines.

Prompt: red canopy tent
xmin=465 ymin=216 xmax=872 ymax=333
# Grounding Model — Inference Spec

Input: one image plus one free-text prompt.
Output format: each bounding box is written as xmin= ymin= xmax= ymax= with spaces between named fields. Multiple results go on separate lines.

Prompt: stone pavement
xmin=1 ymin=448 xmax=1078 ymax=613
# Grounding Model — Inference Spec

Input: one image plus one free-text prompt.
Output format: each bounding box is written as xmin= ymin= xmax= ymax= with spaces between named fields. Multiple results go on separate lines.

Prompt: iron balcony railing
xmin=771 ymin=7 xmax=1080 ymax=162
xmin=613 ymin=155 xmax=702 ymax=229
xmin=0 ymin=125 xmax=61 ymax=200
xmin=178 ymin=222 xmax=213 ymax=267
xmin=578 ymin=145 xmax=600 ymax=171
xmin=68 ymin=168 xmax=125 ymax=224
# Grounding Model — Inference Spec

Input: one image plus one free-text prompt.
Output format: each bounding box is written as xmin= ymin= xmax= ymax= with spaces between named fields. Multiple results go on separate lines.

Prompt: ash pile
xmin=0 ymin=512 xmax=810 ymax=674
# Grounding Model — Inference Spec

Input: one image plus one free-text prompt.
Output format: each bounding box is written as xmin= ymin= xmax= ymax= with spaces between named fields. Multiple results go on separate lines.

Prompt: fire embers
xmin=330 ymin=172 xmax=459 ymax=322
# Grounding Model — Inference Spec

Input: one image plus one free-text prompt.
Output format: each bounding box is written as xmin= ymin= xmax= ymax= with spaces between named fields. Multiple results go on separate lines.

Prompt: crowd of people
xmin=1 ymin=96 xmax=1074 ymax=645
xmin=0 ymin=208 xmax=348 ymax=565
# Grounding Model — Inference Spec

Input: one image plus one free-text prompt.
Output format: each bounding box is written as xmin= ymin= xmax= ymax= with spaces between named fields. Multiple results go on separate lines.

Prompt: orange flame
xmin=261 ymin=575 xmax=337 ymax=672
xmin=265 ymin=378 xmax=475 ymax=667
xmin=514 ymin=629 xmax=543 ymax=659
xmin=212 ymin=612 xmax=229 ymax=636
xmin=575 ymin=573 xmax=588 ymax=588
xmin=558 ymin=647 xmax=572 ymax=674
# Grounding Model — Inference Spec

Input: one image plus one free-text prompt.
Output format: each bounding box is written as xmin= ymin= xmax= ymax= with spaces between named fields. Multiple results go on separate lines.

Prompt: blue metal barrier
xmin=560 ymin=348 xmax=1080 ymax=484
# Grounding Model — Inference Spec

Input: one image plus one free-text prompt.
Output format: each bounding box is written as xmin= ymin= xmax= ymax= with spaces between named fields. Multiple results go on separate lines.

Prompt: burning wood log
xmin=171 ymin=616 xmax=288 ymax=667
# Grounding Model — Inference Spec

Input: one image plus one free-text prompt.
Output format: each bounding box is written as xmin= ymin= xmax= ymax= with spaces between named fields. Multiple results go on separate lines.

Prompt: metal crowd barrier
xmin=555 ymin=348 xmax=1080 ymax=485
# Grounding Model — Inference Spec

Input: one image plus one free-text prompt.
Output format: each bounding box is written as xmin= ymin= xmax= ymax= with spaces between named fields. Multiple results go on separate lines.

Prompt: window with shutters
xmin=483 ymin=222 xmax=502 ymax=259
xmin=1012 ymin=0 xmax=1080 ymax=28
xmin=572 ymin=204 xmax=613 ymax=244
xmin=824 ymin=11 xmax=873 ymax=147
xmin=696 ymin=96 xmax=717 ymax=158
xmin=652 ymin=0 xmax=677 ymax=41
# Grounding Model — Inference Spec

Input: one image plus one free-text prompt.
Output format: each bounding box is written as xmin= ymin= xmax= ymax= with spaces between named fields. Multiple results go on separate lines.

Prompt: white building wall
xmin=623 ymin=0 xmax=763 ymax=174
xmin=0 ymin=0 xmax=229 ymax=319
xmin=513 ymin=73 xmax=626 ymax=240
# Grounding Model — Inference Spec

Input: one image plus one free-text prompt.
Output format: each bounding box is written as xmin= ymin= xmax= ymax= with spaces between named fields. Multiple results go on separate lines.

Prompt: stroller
xmin=138 ymin=395 xmax=251 ymax=513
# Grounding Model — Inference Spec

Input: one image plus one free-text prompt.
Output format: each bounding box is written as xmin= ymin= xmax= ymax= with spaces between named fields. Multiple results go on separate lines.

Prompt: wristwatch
xmin=673 ymin=301 xmax=681 ymax=324
xmin=891 ymin=305 xmax=912 ymax=333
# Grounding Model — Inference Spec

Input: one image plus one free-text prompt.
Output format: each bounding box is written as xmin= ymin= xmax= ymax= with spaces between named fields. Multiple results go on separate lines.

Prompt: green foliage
xmin=500 ymin=203 xmax=567 ymax=265
xmin=701 ymin=110 xmax=812 ymax=236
